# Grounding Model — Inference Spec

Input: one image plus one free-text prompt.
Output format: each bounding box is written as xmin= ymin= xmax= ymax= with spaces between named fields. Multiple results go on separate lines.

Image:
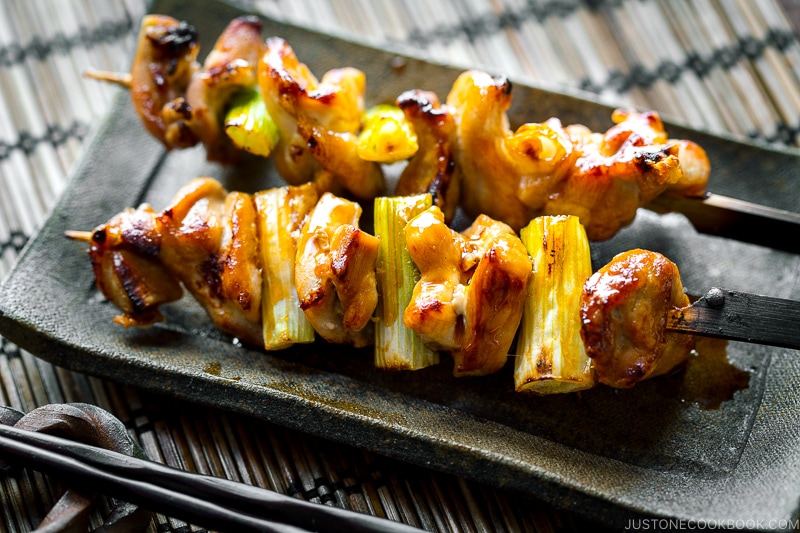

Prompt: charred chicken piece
xmin=544 ymin=110 xmax=684 ymax=241
xmin=258 ymin=37 xmax=385 ymax=200
xmin=403 ymin=206 xmax=531 ymax=376
xmin=446 ymin=70 xmax=575 ymax=231
xmin=77 ymin=178 xmax=263 ymax=346
xmin=446 ymin=70 xmax=710 ymax=240
xmin=394 ymin=90 xmax=461 ymax=223
xmin=295 ymin=192 xmax=379 ymax=347
xmin=157 ymin=178 xmax=263 ymax=345
xmin=179 ymin=16 xmax=265 ymax=163
xmin=82 ymin=205 xmax=183 ymax=328
xmin=129 ymin=15 xmax=200 ymax=149
xmin=669 ymin=139 xmax=711 ymax=198
xmin=580 ymin=248 xmax=694 ymax=388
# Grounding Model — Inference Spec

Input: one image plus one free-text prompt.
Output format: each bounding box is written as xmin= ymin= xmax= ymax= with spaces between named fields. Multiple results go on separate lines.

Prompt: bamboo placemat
xmin=0 ymin=1 xmax=799 ymax=532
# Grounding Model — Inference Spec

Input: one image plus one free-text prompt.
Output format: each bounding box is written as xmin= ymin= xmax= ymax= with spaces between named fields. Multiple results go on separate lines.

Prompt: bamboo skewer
xmin=63 ymin=230 xmax=92 ymax=242
xmin=83 ymin=69 xmax=133 ymax=88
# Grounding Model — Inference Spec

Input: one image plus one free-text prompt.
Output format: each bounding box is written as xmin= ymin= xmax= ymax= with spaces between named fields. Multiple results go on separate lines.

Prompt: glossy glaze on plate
xmin=2 ymin=0 xmax=800 ymax=529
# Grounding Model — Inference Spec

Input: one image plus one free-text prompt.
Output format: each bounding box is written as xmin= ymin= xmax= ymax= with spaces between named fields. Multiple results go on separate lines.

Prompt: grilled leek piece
xmin=515 ymin=215 xmax=595 ymax=394
xmin=357 ymin=104 xmax=419 ymax=163
xmin=254 ymin=184 xmax=318 ymax=349
xmin=374 ymin=194 xmax=438 ymax=370
xmin=224 ymin=88 xmax=281 ymax=158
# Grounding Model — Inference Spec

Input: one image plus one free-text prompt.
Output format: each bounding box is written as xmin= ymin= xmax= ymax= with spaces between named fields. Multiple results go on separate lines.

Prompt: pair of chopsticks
xmin=0 ymin=424 xmax=421 ymax=533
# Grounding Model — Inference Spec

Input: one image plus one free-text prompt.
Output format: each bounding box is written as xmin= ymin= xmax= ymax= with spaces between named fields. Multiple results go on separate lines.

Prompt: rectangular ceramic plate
xmin=2 ymin=0 xmax=800 ymax=529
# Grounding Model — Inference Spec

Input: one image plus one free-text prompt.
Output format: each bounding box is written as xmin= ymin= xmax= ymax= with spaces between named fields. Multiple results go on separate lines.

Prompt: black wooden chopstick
xmin=0 ymin=424 xmax=421 ymax=533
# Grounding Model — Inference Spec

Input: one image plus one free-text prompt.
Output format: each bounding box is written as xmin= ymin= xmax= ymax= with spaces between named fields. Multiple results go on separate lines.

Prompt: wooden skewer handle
xmin=667 ymin=287 xmax=800 ymax=350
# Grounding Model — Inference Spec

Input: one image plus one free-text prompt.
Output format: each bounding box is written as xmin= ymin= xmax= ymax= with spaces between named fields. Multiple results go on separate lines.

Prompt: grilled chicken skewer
xmin=87 ymin=14 xmax=711 ymax=242
xmin=71 ymin=176 xmax=786 ymax=396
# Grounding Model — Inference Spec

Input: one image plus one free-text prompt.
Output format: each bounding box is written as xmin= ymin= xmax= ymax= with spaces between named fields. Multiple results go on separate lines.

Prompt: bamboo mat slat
xmin=0 ymin=1 xmax=799 ymax=532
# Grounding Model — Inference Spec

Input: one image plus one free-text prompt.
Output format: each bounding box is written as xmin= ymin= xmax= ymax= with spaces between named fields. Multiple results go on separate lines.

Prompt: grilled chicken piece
xmin=258 ymin=37 xmax=385 ymax=200
xmin=295 ymin=193 xmax=379 ymax=347
xmin=180 ymin=16 xmax=265 ymax=163
xmin=669 ymin=139 xmax=711 ymax=197
xmin=544 ymin=110 xmax=684 ymax=241
xmin=580 ymin=249 xmax=694 ymax=388
xmin=394 ymin=90 xmax=461 ymax=223
xmin=157 ymin=178 xmax=262 ymax=345
xmin=446 ymin=70 xmax=710 ymax=240
xmin=446 ymin=70 xmax=575 ymax=231
xmin=129 ymin=15 xmax=200 ymax=149
xmin=81 ymin=178 xmax=263 ymax=345
xmin=404 ymin=206 xmax=531 ymax=376
xmin=85 ymin=205 xmax=183 ymax=327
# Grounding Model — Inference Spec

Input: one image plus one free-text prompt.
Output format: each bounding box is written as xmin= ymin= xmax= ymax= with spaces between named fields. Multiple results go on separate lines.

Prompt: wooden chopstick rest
xmin=0 ymin=403 xmax=152 ymax=533
xmin=0 ymin=404 xmax=423 ymax=533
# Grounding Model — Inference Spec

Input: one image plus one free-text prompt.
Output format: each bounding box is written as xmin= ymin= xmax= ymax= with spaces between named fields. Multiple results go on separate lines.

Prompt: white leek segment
xmin=254 ymin=184 xmax=318 ymax=350
xmin=374 ymin=194 xmax=438 ymax=370
xmin=357 ymin=104 xmax=419 ymax=163
xmin=224 ymin=88 xmax=281 ymax=158
xmin=515 ymin=215 xmax=595 ymax=394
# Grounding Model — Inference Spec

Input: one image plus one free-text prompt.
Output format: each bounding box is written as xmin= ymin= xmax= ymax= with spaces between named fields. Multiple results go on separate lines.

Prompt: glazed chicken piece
xmin=258 ymin=37 xmax=384 ymax=200
xmin=394 ymin=90 xmax=461 ymax=223
xmin=76 ymin=178 xmax=263 ymax=346
xmin=446 ymin=70 xmax=576 ymax=231
xmin=669 ymin=139 xmax=711 ymax=198
xmin=403 ymin=206 xmax=531 ymax=376
xmin=179 ymin=16 xmax=265 ymax=163
xmin=128 ymin=15 xmax=200 ymax=149
xmin=580 ymin=249 xmax=694 ymax=388
xmin=294 ymin=193 xmax=380 ymax=347
xmin=157 ymin=178 xmax=262 ymax=345
xmin=82 ymin=205 xmax=183 ymax=328
xmin=446 ymin=70 xmax=710 ymax=240
xmin=543 ymin=110 xmax=685 ymax=241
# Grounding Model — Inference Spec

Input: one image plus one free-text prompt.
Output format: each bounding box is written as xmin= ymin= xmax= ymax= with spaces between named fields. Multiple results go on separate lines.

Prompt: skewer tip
xmin=83 ymin=68 xmax=132 ymax=88
xmin=64 ymin=230 xmax=93 ymax=242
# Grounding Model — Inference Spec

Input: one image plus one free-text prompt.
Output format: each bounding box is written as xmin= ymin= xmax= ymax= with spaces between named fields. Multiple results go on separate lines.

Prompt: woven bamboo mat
xmin=0 ymin=0 xmax=799 ymax=531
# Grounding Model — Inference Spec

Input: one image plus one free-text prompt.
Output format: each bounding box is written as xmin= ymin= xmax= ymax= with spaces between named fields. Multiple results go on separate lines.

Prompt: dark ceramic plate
xmin=2 ymin=0 xmax=800 ymax=529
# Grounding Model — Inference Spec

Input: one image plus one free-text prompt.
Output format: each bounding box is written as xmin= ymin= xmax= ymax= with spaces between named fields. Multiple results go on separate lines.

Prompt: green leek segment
xmin=225 ymin=88 xmax=280 ymax=158
xmin=374 ymin=194 xmax=438 ymax=370
xmin=357 ymin=104 xmax=418 ymax=163
xmin=515 ymin=215 xmax=595 ymax=394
